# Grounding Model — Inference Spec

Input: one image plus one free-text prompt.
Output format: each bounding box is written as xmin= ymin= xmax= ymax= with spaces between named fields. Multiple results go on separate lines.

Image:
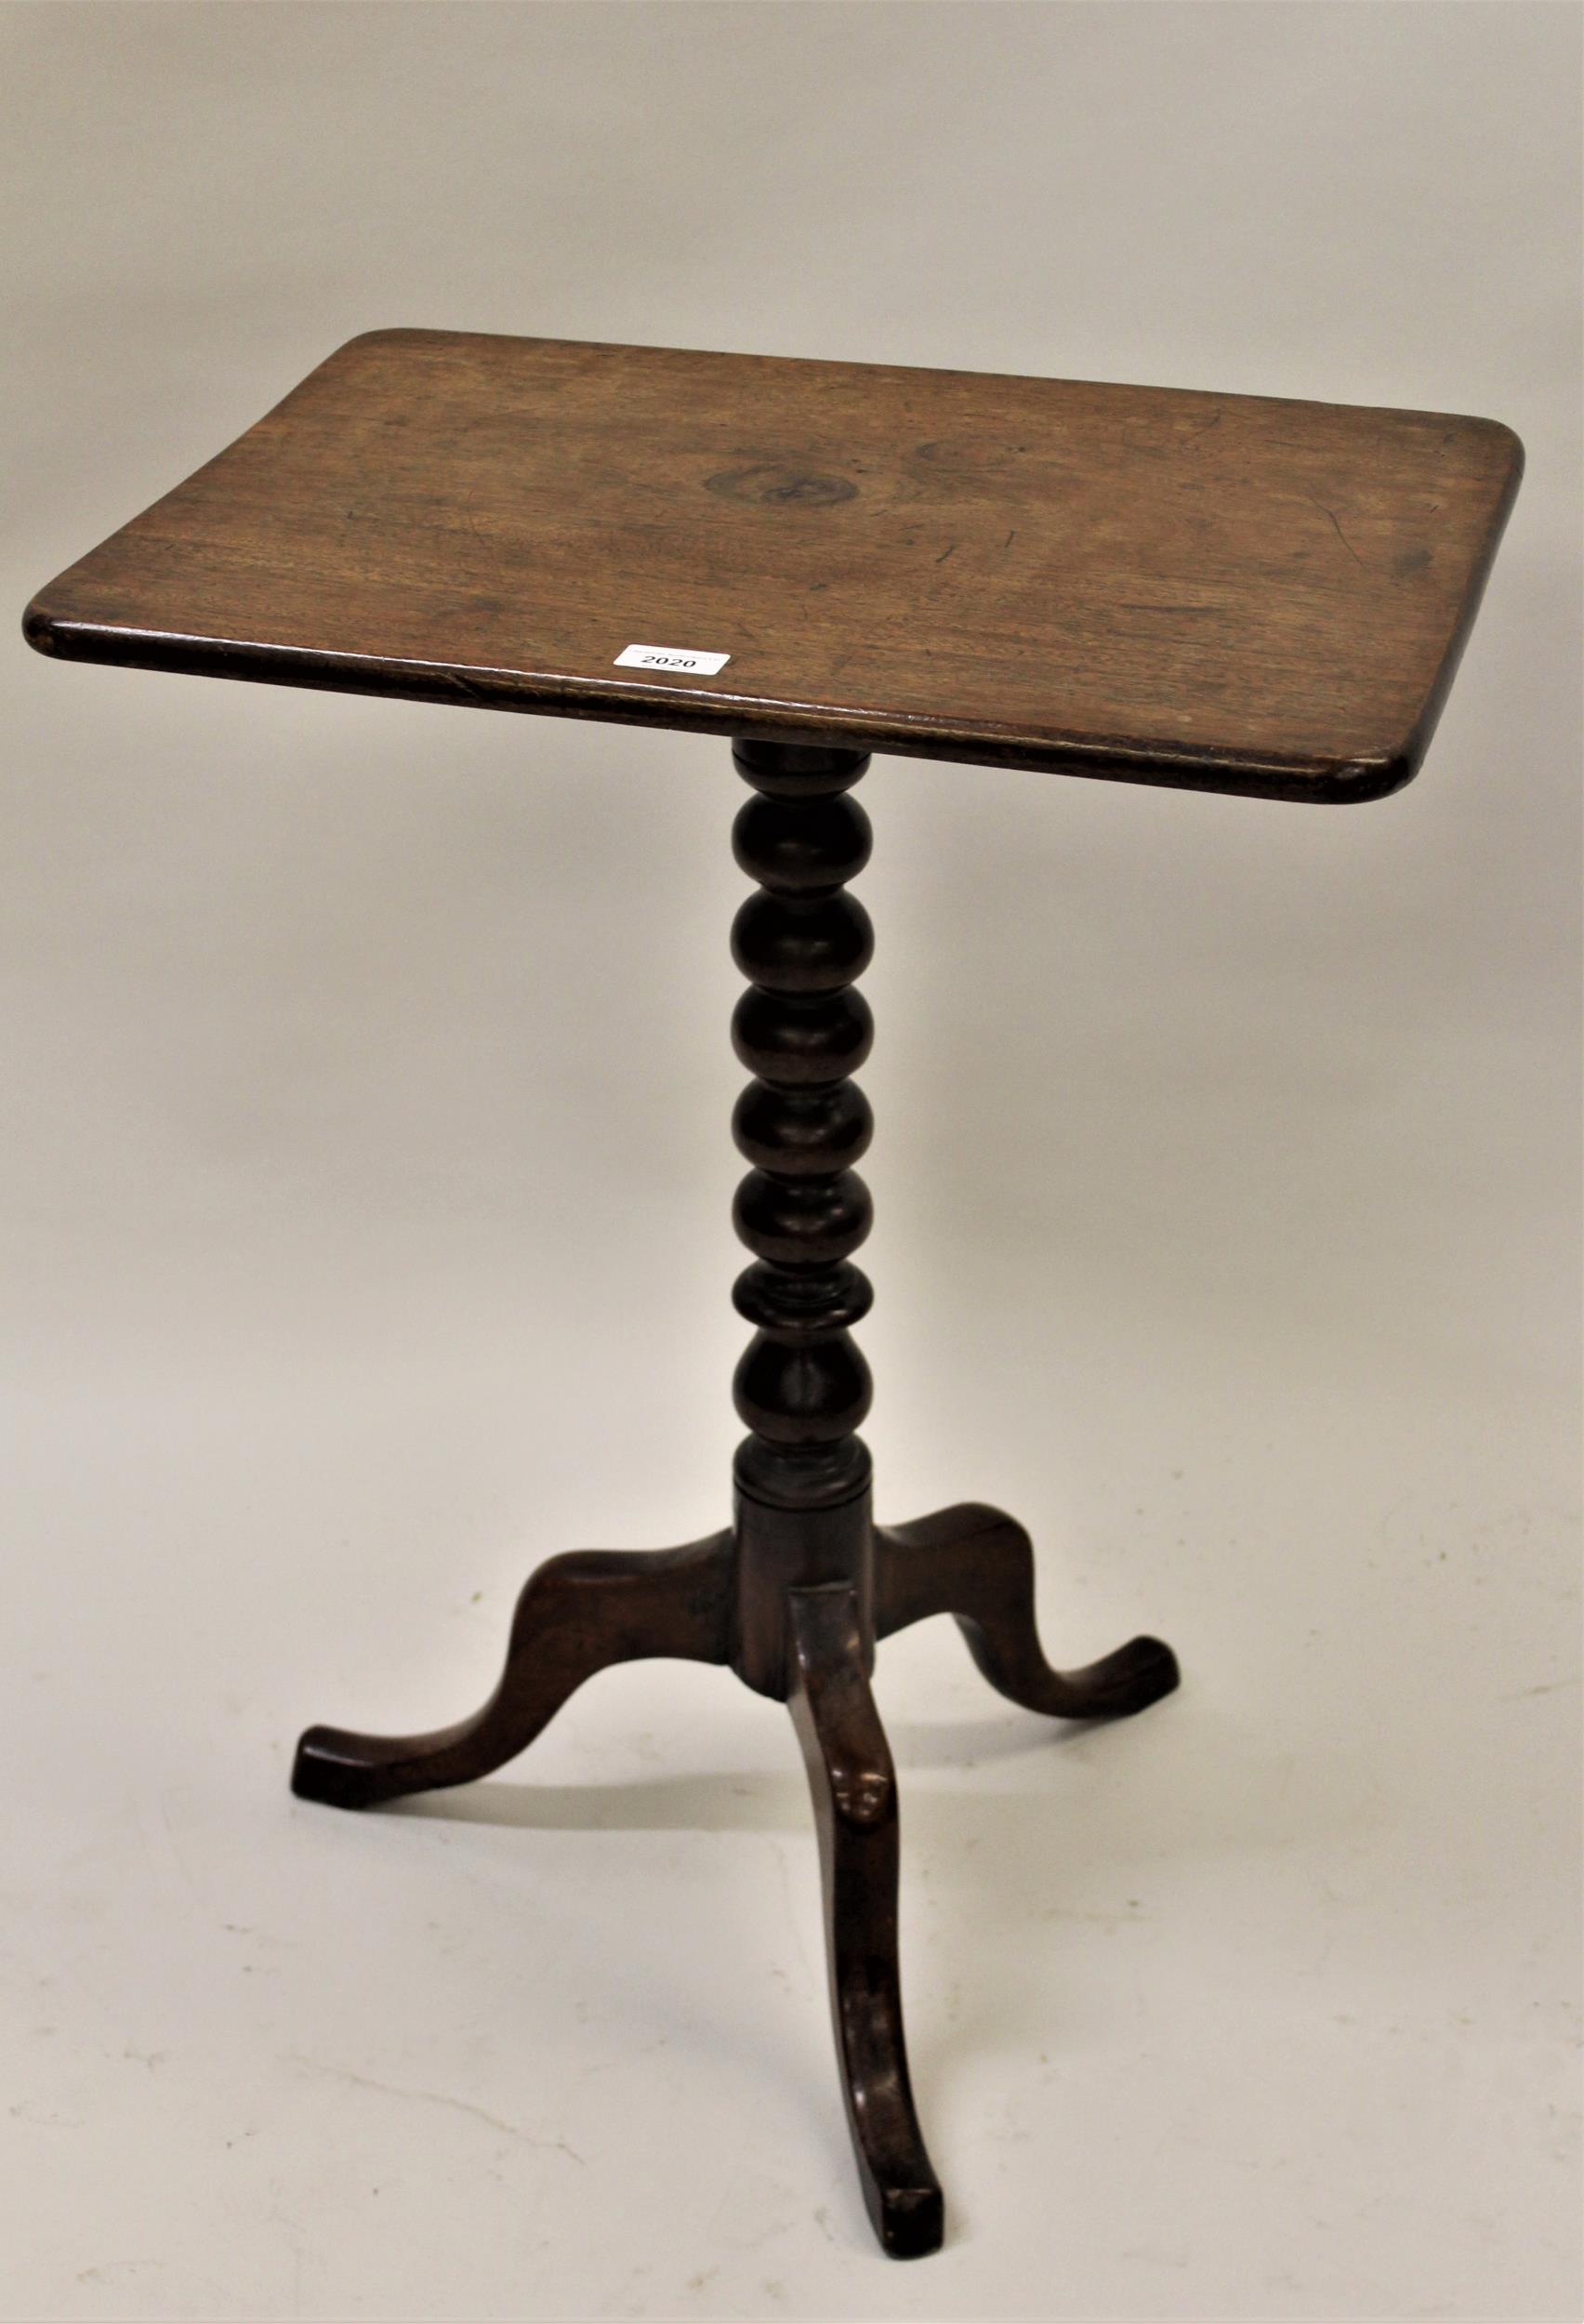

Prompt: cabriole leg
xmin=875 ymin=1502 xmax=1179 ymax=1719
xmin=788 ymin=1583 xmax=944 ymax=2259
xmin=292 ymin=1533 xmax=733 ymax=1810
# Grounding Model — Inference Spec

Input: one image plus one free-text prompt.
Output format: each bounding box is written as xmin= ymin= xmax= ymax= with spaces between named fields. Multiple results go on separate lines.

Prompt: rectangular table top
xmin=24 ymin=330 xmax=1520 ymax=802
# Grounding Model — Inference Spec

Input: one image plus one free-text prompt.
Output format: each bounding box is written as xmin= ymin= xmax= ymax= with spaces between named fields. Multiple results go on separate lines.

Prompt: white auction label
xmin=614 ymin=643 xmax=732 ymax=676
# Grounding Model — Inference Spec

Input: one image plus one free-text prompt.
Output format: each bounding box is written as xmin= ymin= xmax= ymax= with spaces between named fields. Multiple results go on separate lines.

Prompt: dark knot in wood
xmin=706 ymin=465 xmax=859 ymax=508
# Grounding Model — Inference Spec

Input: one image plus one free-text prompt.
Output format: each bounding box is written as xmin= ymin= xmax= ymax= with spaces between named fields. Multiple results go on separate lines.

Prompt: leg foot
xmin=293 ymin=1532 xmax=734 ymax=1809
xmin=874 ymin=1503 xmax=1179 ymax=1720
xmin=787 ymin=1583 xmax=944 ymax=2259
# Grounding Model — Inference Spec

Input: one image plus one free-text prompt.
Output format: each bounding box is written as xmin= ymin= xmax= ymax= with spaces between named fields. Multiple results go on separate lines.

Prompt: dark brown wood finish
xmin=26 ymin=341 xmax=1519 ymax=2258
xmin=876 ymin=1503 xmax=1180 ymax=1717
xmin=283 ymin=733 xmax=1180 ymax=2256
xmin=25 ymin=330 xmax=1519 ymax=799
xmin=787 ymin=1582 xmax=942 ymax=2260
xmin=292 ymin=1533 xmax=734 ymax=1811
xmin=728 ymin=735 xmax=879 ymax=1693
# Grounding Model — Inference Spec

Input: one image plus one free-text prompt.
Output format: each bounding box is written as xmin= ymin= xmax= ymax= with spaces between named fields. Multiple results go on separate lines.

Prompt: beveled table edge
xmin=19 ymin=604 xmax=1487 ymax=806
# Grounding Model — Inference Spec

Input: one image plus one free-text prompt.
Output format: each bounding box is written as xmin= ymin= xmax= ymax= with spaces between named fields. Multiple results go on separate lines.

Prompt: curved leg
xmin=874 ymin=1503 xmax=1179 ymax=1721
xmin=292 ymin=1532 xmax=734 ymax=1810
xmin=787 ymin=1583 xmax=943 ymax=2260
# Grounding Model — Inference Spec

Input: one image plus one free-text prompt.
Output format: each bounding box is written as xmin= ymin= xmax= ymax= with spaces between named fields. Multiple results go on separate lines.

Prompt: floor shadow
xmin=388 ymin=1766 xmax=808 ymax=1831
xmin=354 ymin=1691 xmax=1399 ymax=2197
xmin=376 ymin=1693 xmax=1392 ymax=1890
xmin=384 ymin=1706 xmax=1114 ymax=1830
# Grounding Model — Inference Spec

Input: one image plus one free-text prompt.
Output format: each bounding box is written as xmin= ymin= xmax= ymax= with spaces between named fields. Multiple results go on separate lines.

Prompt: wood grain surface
xmin=24 ymin=330 xmax=1521 ymax=800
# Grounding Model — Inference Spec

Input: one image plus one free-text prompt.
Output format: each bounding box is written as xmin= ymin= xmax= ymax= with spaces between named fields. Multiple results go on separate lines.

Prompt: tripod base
xmin=293 ymin=1495 xmax=1178 ymax=2258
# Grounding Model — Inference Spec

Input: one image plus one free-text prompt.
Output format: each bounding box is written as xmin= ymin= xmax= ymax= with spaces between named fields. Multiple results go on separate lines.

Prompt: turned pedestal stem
xmin=727 ymin=737 xmax=879 ymax=1698
xmin=289 ymin=733 xmax=1178 ymax=2263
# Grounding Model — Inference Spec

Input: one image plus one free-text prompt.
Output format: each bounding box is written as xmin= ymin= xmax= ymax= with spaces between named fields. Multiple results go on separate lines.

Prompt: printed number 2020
xmin=614 ymin=643 xmax=733 ymax=677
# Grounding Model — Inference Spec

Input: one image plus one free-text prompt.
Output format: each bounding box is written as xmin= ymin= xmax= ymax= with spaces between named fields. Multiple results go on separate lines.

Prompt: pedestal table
xmin=24 ymin=331 xmax=1521 ymax=2255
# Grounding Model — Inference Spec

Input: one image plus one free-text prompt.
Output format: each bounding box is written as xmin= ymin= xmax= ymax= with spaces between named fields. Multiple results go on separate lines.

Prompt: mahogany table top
xmin=24 ymin=330 xmax=1521 ymax=802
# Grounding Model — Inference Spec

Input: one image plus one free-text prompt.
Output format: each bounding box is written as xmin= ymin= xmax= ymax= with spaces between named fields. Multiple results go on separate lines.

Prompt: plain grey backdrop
xmin=3 ymin=4 xmax=1579 ymax=2319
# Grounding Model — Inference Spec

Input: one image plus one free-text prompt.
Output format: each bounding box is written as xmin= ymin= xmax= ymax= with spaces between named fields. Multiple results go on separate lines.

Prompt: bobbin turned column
xmin=726 ymin=737 xmax=878 ymax=1700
